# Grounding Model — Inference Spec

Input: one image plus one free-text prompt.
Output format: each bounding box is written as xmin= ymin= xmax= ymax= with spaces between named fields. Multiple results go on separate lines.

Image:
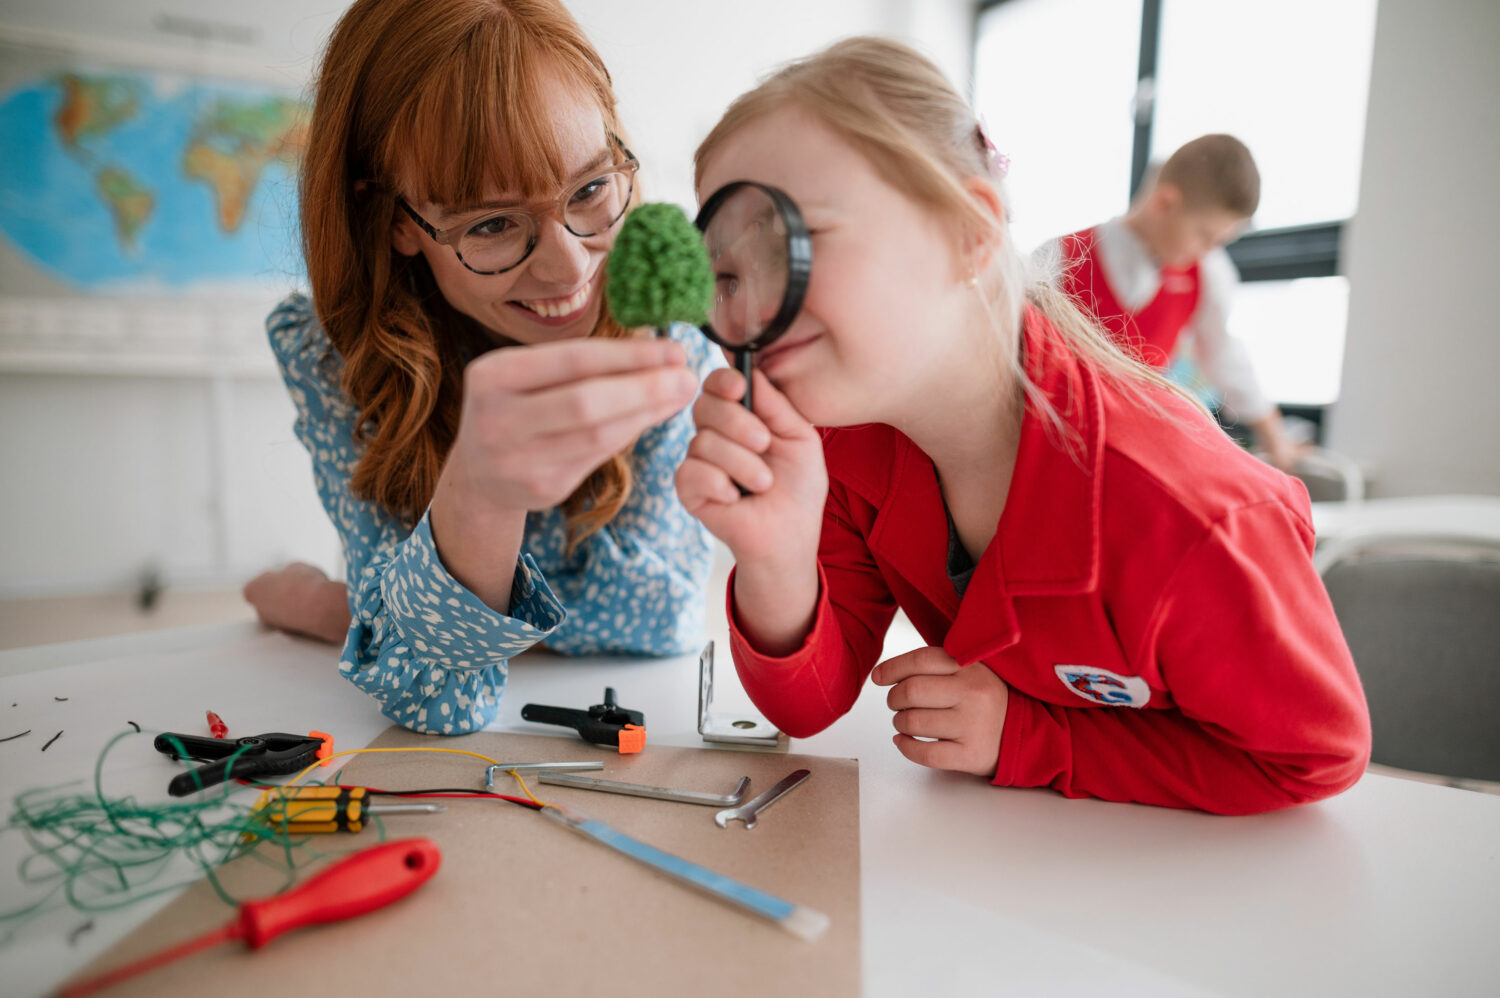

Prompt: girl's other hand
xmin=675 ymin=366 xmax=827 ymax=568
xmin=872 ymin=647 xmax=1010 ymax=777
xmin=447 ymin=336 xmax=698 ymax=513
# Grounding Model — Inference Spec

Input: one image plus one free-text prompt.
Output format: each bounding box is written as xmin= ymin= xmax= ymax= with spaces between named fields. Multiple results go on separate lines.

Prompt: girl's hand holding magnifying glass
xmin=679 ymin=179 xmax=821 ymax=653
xmin=676 ymin=365 xmax=827 ymax=655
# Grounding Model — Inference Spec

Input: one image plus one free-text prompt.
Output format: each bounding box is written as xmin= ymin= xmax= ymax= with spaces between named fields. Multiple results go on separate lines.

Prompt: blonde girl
xmin=677 ymin=38 xmax=1369 ymax=813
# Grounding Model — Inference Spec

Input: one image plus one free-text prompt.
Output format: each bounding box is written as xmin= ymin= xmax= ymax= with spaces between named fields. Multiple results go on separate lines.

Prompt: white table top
xmin=1311 ymin=493 xmax=1500 ymax=542
xmin=2 ymin=622 xmax=1497 ymax=998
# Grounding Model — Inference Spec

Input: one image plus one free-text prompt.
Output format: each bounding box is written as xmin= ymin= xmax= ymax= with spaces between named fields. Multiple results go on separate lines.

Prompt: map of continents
xmin=0 ymin=69 xmax=307 ymax=291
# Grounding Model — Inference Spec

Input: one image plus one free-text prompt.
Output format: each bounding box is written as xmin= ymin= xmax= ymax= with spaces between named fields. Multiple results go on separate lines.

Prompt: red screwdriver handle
xmin=237 ymin=837 xmax=441 ymax=948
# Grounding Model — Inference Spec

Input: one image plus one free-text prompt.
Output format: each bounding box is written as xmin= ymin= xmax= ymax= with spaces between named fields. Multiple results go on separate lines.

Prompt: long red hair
xmin=300 ymin=0 xmax=634 ymax=546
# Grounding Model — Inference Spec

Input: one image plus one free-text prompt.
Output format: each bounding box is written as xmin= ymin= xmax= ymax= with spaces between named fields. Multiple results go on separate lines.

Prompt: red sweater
xmin=728 ymin=308 xmax=1370 ymax=814
xmin=1059 ymin=225 xmax=1200 ymax=368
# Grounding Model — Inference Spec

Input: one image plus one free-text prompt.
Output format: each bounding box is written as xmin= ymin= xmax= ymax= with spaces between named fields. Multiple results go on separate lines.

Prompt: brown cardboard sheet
xmin=66 ymin=729 xmax=861 ymax=998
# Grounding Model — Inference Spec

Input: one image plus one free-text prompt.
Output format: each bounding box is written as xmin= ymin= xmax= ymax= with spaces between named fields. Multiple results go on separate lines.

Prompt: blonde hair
xmin=694 ymin=36 xmax=1205 ymax=444
xmin=301 ymin=0 xmax=633 ymax=549
xmin=1159 ymin=133 xmax=1260 ymax=216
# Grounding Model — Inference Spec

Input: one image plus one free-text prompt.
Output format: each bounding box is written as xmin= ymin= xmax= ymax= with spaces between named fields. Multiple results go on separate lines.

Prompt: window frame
xmin=973 ymin=0 xmax=1354 ymax=429
xmin=974 ymin=0 xmax=1344 ymax=281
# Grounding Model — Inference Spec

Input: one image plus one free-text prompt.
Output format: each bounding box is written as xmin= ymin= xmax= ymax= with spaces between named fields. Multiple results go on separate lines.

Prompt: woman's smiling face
xmin=390 ymin=72 xmax=624 ymax=346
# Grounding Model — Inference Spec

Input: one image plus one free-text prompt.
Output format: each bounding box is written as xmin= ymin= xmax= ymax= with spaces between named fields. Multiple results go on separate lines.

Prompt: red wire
xmin=58 ymin=922 xmax=242 ymax=997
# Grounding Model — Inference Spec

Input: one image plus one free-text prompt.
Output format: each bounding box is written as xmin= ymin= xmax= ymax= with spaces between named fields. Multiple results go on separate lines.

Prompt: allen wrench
xmin=536 ymin=771 xmax=752 ymax=807
xmin=485 ymin=761 xmax=603 ymax=793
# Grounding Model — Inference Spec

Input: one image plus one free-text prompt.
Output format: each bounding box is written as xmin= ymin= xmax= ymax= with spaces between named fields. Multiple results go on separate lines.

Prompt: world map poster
xmin=0 ymin=39 xmax=308 ymax=296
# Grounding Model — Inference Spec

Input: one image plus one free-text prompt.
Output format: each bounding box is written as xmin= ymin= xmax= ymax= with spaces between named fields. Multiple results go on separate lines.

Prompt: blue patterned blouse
xmin=266 ymin=293 xmax=718 ymax=734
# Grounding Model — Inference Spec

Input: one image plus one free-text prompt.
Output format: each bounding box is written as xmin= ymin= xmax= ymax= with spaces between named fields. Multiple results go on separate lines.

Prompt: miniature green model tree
xmin=605 ymin=203 xmax=714 ymax=334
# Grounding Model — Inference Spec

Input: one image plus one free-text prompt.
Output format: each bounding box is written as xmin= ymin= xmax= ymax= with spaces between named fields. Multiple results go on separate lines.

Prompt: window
xmin=1152 ymin=0 xmax=1378 ymax=230
xmin=974 ymin=0 xmax=1378 ymax=419
xmin=972 ymin=0 xmax=1140 ymax=253
xmin=1230 ymin=276 xmax=1349 ymax=406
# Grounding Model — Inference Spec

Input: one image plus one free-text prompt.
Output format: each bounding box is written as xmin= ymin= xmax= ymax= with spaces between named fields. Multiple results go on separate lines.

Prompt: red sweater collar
xmin=824 ymin=305 xmax=1107 ymax=664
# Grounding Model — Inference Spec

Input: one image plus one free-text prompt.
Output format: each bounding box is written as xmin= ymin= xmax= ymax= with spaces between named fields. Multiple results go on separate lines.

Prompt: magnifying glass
xmin=694 ymin=181 xmax=812 ymax=412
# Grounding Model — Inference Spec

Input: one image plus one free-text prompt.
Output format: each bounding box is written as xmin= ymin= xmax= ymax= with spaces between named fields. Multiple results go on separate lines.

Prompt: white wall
xmin=571 ymin=0 xmax=972 ymax=211
xmin=1329 ymin=0 xmax=1500 ymax=497
xmin=0 ymin=371 xmax=341 ymax=597
xmin=0 ymin=0 xmax=972 ymax=597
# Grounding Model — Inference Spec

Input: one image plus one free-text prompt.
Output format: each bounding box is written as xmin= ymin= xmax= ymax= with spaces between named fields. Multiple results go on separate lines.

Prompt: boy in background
xmin=1042 ymin=134 xmax=1305 ymax=470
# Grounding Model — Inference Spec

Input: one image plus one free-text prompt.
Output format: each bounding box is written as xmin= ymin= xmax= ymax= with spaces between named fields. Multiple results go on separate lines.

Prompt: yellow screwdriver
xmin=251 ymin=786 xmax=443 ymax=834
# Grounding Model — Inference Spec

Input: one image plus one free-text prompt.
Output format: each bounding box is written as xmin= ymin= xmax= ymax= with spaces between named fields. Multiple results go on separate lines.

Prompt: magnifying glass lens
xmin=702 ymin=186 xmax=792 ymax=348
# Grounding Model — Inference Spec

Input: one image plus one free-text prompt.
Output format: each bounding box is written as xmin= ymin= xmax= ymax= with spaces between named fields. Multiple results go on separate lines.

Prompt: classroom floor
xmin=0 ymin=586 xmax=257 ymax=651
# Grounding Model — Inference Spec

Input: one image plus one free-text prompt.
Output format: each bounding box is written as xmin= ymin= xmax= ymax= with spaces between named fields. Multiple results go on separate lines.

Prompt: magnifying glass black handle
xmin=735 ymin=350 xmax=754 ymax=496
xmin=737 ymin=350 xmax=755 ymax=414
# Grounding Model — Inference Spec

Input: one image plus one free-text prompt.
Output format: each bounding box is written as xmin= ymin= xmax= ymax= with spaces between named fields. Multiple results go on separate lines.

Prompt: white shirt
xmin=1039 ymin=217 xmax=1273 ymax=423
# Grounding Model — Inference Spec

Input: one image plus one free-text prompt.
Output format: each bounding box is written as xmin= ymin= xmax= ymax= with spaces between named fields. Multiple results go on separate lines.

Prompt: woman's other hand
xmin=243 ymin=562 xmax=350 ymax=644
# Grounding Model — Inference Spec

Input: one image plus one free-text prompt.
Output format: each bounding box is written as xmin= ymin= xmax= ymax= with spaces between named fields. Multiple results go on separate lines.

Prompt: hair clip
xmin=975 ymin=116 xmax=1010 ymax=180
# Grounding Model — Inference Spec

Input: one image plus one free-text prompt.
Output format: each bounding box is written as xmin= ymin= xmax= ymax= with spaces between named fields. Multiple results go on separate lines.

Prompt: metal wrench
xmin=713 ymin=769 xmax=810 ymax=829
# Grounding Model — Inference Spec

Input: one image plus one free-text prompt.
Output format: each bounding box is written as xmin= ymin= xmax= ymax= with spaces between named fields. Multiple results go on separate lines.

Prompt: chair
xmin=1251 ymin=445 xmax=1367 ymax=501
xmin=1291 ymin=447 xmax=1367 ymax=503
xmin=1318 ymin=533 xmax=1500 ymax=784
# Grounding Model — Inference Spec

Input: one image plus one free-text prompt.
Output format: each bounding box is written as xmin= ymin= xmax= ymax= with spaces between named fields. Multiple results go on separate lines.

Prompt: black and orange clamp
xmin=153 ymin=730 xmax=334 ymax=797
xmin=521 ymin=687 xmax=646 ymax=753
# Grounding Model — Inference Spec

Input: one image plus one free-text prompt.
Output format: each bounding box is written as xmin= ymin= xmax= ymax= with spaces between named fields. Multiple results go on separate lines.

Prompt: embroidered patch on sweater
xmin=1054 ymin=665 xmax=1151 ymax=707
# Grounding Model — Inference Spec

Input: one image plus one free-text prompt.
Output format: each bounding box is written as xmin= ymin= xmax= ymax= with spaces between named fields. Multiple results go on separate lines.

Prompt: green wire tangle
xmin=605 ymin=203 xmax=714 ymax=330
xmin=0 ymin=728 xmax=358 ymax=946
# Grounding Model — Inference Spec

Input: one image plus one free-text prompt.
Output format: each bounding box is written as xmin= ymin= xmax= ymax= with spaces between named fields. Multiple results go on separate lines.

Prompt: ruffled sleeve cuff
xmin=338 ymin=511 xmax=567 ymax=734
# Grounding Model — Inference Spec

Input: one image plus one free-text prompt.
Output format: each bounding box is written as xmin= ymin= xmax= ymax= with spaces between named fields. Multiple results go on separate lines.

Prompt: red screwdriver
xmin=58 ymin=838 xmax=441 ymax=997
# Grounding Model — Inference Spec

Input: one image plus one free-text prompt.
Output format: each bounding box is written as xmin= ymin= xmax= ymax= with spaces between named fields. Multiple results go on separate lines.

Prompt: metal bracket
xmin=697 ymin=640 xmax=783 ymax=748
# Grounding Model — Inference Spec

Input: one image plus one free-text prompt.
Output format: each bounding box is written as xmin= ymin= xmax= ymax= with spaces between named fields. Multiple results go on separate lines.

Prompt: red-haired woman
xmin=245 ymin=0 xmax=715 ymax=734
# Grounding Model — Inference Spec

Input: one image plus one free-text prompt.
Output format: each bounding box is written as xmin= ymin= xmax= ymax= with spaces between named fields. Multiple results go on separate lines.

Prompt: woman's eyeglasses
xmin=396 ymin=140 xmax=639 ymax=275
